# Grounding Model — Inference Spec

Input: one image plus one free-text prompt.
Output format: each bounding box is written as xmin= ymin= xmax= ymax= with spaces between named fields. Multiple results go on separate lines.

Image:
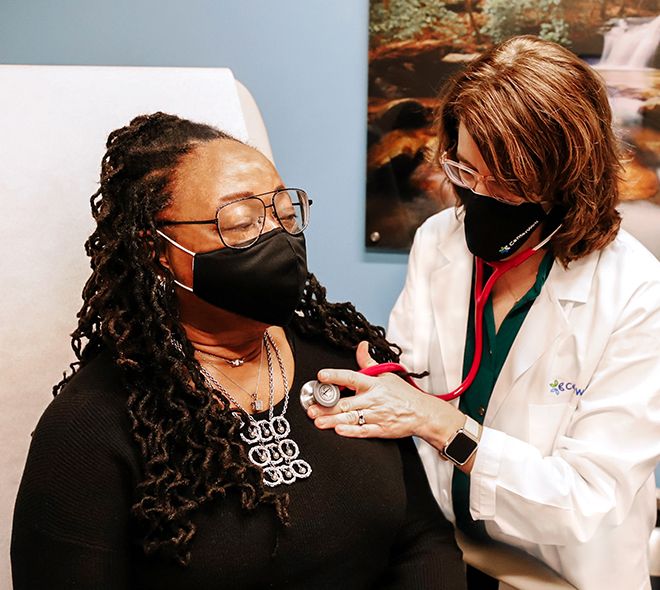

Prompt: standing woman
xmin=11 ymin=113 xmax=466 ymax=589
xmin=309 ymin=36 xmax=660 ymax=589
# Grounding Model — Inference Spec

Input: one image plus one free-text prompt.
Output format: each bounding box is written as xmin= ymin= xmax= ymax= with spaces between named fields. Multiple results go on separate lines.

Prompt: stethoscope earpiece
xmin=299 ymin=380 xmax=341 ymax=411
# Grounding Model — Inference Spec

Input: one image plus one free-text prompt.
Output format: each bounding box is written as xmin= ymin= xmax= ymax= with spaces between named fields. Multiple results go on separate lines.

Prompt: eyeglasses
xmin=157 ymin=188 xmax=312 ymax=249
xmin=440 ymin=152 xmax=524 ymax=205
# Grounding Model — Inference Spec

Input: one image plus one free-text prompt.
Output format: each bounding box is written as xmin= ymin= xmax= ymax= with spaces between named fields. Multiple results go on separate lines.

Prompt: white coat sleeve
xmin=470 ymin=279 xmax=660 ymax=545
xmin=388 ymin=223 xmax=427 ymax=370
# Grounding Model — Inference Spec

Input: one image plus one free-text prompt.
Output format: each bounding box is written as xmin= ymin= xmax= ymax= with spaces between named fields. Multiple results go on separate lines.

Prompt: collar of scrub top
xmin=358 ymin=223 xmax=562 ymax=402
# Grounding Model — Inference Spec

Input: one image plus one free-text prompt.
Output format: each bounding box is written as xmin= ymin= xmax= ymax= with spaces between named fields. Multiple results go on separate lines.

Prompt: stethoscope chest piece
xmin=299 ymin=380 xmax=341 ymax=411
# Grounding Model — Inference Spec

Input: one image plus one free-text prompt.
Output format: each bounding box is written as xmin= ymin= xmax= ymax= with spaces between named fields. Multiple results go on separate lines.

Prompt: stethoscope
xmin=300 ymin=226 xmax=561 ymax=410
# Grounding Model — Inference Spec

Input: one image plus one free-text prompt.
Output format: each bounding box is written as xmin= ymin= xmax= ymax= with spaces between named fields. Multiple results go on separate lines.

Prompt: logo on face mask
xmin=549 ymin=379 xmax=586 ymax=396
xmin=498 ymin=220 xmax=541 ymax=255
xmin=457 ymin=185 xmax=548 ymax=262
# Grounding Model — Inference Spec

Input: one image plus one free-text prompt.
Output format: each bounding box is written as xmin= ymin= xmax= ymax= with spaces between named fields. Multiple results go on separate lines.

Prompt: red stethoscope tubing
xmin=358 ymin=362 xmax=425 ymax=390
xmin=437 ymin=246 xmax=538 ymax=400
xmin=356 ymin=227 xmax=559 ymax=401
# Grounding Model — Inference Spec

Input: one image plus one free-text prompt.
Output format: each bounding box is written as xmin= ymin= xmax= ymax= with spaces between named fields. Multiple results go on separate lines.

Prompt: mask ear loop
xmin=155 ymin=229 xmax=195 ymax=293
xmin=532 ymin=222 xmax=562 ymax=252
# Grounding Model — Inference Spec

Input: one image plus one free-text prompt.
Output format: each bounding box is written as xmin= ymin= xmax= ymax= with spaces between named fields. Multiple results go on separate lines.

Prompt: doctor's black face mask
xmin=158 ymin=228 xmax=309 ymax=326
xmin=457 ymin=186 xmax=548 ymax=262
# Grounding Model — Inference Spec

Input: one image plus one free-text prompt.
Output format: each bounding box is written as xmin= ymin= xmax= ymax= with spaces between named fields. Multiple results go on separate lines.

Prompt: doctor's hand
xmin=307 ymin=341 xmax=465 ymax=447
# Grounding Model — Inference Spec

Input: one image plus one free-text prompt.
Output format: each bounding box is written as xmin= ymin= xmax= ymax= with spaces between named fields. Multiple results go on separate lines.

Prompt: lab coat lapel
xmin=487 ymin=252 xmax=598 ymax=422
xmin=429 ymin=226 xmax=472 ymax=394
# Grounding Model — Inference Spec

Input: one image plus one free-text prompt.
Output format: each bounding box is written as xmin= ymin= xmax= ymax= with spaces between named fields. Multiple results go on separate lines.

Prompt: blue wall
xmin=0 ymin=0 xmax=408 ymax=328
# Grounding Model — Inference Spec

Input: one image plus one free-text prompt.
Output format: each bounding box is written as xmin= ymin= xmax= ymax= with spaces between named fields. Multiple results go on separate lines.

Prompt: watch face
xmin=445 ymin=431 xmax=478 ymax=465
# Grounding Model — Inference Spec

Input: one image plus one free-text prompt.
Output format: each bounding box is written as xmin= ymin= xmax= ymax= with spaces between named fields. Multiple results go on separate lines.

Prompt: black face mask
xmin=160 ymin=229 xmax=308 ymax=326
xmin=456 ymin=186 xmax=548 ymax=262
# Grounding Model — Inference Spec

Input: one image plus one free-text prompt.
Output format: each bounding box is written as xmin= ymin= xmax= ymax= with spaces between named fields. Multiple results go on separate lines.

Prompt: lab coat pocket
xmin=527 ymin=402 xmax=574 ymax=456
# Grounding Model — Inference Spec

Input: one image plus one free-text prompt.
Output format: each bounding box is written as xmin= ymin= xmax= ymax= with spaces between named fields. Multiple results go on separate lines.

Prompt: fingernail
xmin=307 ymin=408 xmax=317 ymax=419
xmin=318 ymin=370 xmax=329 ymax=380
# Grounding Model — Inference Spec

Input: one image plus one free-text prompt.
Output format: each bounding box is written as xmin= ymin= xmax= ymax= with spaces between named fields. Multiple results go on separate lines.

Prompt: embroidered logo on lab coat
xmin=549 ymin=379 xmax=586 ymax=396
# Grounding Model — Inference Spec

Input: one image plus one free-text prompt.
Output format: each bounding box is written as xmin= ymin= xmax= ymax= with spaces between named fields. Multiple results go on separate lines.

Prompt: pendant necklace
xmin=198 ymin=330 xmax=312 ymax=488
xmin=202 ymin=339 xmax=265 ymax=412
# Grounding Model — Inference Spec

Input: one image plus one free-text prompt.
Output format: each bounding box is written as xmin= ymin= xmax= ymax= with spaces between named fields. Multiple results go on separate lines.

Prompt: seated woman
xmin=11 ymin=112 xmax=466 ymax=590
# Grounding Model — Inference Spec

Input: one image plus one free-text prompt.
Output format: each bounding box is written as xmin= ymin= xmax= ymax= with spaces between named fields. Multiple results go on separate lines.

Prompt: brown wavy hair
xmin=55 ymin=112 xmax=399 ymax=565
xmin=434 ymin=35 xmax=623 ymax=266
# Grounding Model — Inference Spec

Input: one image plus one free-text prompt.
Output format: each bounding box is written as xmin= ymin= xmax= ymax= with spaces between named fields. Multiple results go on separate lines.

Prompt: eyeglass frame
xmin=439 ymin=151 xmax=526 ymax=205
xmin=156 ymin=187 xmax=313 ymax=250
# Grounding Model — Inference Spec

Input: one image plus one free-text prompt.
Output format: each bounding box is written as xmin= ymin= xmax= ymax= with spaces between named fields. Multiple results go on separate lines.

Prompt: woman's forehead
xmin=167 ymin=139 xmax=282 ymax=216
xmin=457 ymin=122 xmax=490 ymax=173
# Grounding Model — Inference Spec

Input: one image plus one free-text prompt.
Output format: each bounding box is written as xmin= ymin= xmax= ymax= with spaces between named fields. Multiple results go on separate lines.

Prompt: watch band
xmin=463 ymin=415 xmax=481 ymax=439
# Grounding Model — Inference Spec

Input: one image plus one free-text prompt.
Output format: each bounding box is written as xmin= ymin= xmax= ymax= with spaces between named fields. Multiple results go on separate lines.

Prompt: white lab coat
xmin=388 ymin=208 xmax=660 ymax=590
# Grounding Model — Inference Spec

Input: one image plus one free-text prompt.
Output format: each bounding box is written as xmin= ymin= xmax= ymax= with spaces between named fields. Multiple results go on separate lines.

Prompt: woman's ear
xmin=156 ymin=239 xmax=172 ymax=271
xmin=137 ymin=229 xmax=171 ymax=270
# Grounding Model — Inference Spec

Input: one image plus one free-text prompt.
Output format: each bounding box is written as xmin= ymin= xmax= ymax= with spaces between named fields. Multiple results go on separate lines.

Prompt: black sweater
xmin=11 ymin=329 xmax=466 ymax=589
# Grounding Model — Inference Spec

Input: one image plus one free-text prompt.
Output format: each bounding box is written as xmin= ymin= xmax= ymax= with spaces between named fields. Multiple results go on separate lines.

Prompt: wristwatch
xmin=441 ymin=415 xmax=481 ymax=466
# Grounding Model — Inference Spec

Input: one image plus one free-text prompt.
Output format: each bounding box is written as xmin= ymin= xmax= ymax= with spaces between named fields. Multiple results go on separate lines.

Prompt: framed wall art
xmin=366 ymin=0 xmax=660 ymax=252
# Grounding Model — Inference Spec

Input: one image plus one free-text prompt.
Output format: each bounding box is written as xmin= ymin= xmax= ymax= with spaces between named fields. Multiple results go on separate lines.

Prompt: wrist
xmin=458 ymin=451 xmax=478 ymax=474
xmin=417 ymin=397 xmax=466 ymax=449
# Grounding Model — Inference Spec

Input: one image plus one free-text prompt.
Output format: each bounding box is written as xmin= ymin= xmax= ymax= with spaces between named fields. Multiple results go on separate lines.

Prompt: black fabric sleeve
xmin=377 ymin=437 xmax=467 ymax=590
xmin=11 ymin=374 xmax=137 ymax=590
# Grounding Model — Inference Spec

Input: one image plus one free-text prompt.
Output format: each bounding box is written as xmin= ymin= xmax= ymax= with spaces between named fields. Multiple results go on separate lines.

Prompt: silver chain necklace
xmin=207 ymin=338 xmax=265 ymax=411
xmin=197 ymin=331 xmax=312 ymax=488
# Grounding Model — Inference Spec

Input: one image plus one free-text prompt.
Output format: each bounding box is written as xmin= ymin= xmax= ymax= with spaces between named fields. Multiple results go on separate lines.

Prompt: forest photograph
xmin=366 ymin=0 xmax=660 ymax=250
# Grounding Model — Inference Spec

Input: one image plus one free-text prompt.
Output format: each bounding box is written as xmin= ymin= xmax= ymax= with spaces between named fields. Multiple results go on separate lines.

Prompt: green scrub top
xmin=452 ymin=251 xmax=554 ymax=541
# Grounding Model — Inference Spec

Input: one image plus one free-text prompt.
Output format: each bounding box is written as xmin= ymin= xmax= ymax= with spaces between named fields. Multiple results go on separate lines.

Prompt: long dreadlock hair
xmin=54 ymin=112 xmax=400 ymax=566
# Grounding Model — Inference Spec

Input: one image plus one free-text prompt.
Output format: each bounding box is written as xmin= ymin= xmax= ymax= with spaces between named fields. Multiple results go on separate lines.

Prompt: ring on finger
xmin=356 ymin=409 xmax=366 ymax=426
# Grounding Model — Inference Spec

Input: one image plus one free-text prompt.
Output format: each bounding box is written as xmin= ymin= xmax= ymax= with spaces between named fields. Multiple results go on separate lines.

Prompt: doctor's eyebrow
xmin=455 ymin=152 xmax=481 ymax=172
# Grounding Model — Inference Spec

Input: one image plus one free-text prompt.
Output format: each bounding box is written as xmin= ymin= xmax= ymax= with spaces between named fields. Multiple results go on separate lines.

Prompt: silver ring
xmin=357 ymin=409 xmax=366 ymax=426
